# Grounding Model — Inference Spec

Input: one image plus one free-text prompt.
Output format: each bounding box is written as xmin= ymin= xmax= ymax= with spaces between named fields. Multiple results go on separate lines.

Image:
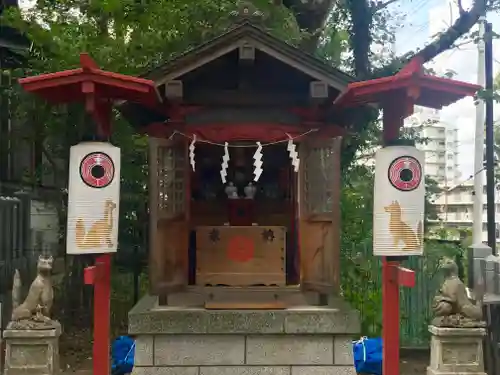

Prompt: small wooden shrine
xmin=120 ymin=13 xmax=352 ymax=308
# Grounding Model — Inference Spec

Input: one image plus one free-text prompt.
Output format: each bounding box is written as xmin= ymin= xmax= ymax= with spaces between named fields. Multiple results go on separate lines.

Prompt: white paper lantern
xmin=66 ymin=142 xmax=121 ymax=255
xmin=373 ymin=145 xmax=425 ymax=256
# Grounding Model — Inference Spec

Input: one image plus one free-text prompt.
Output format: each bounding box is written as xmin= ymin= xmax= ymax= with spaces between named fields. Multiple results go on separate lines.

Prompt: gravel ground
xmin=57 ymin=327 xmax=431 ymax=375
xmin=60 ymin=352 xmax=430 ymax=375
xmin=400 ymin=351 xmax=429 ymax=375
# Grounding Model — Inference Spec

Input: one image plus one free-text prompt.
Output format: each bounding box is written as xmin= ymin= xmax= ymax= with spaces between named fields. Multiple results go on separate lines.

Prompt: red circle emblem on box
xmin=227 ymin=236 xmax=255 ymax=263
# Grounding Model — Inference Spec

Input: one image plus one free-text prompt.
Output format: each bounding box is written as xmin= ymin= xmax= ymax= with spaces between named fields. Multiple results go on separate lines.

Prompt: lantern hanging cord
xmin=166 ymin=128 xmax=319 ymax=147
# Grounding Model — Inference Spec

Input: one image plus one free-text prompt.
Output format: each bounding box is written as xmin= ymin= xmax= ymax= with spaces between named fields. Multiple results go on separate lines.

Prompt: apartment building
xmin=404 ymin=107 xmax=500 ymax=242
xmin=404 ymin=106 xmax=461 ymax=185
xmin=430 ymin=176 xmax=500 ymax=242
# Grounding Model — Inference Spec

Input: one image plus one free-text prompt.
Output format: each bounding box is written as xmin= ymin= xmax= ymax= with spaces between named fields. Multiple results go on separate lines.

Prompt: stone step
xmin=165 ymin=286 xmax=320 ymax=307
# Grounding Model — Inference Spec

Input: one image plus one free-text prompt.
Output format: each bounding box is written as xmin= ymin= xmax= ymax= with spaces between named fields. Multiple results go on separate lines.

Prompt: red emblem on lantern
xmin=80 ymin=152 xmax=115 ymax=188
xmin=227 ymin=236 xmax=255 ymax=263
xmin=388 ymin=155 xmax=422 ymax=192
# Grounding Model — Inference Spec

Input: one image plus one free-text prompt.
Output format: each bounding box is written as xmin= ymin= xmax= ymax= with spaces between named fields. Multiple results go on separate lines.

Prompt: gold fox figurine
xmin=384 ymin=200 xmax=422 ymax=251
xmin=76 ymin=199 xmax=116 ymax=249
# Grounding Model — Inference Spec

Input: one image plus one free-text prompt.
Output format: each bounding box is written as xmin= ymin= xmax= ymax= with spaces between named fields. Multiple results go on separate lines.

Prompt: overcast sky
xmin=393 ymin=0 xmax=500 ymax=180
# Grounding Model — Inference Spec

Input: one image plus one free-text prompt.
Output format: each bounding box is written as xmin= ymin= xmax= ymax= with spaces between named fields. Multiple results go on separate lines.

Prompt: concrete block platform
xmin=128 ymin=295 xmax=360 ymax=375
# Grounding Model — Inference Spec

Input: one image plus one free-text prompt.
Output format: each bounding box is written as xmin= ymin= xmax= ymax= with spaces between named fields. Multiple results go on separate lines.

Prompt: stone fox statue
xmin=433 ymin=257 xmax=483 ymax=321
xmin=11 ymin=254 xmax=54 ymax=321
xmin=76 ymin=199 xmax=116 ymax=248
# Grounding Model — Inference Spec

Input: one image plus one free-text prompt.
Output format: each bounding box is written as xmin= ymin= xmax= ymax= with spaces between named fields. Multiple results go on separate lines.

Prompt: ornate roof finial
xmin=229 ymin=1 xmax=265 ymax=26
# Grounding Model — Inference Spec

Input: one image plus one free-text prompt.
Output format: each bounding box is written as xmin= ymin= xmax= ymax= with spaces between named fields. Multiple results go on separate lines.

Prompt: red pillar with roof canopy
xmin=18 ymin=53 xmax=161 ymax=375
xmin=335 ymin=56 xmax=480 ymax=375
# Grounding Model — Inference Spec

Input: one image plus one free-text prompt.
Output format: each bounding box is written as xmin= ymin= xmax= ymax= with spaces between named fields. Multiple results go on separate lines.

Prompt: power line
xmin=432 ymin=167 xmax=486 ymax=201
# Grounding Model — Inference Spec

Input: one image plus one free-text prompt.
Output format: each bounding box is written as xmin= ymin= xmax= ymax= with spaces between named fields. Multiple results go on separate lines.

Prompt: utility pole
xmin=472 ymin=16 xmax=486 ymax=245
xmin=484 ymin=21 xmax=496 ymax=254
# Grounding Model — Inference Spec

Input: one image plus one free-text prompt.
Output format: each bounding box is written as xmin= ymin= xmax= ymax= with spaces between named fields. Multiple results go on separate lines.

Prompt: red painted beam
xmin=383 ymin=261 xmax=416 ymax=375
xmin=84 ymin=255 xmax=112 ymax=375
xmin=397 ymin=266 xmax=416 ymax=288
xmin=382 ymin=259 xmax=400 ymax=375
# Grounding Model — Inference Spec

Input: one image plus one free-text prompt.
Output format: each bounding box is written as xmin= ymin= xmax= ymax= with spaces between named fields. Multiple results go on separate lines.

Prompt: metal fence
xmin=0 ymin=192 xmax=32 ymax=329
xmin=469 ymin=244 xmax=500 ymax=375
xmin=341 ymin=239 xmax=464 ymax=348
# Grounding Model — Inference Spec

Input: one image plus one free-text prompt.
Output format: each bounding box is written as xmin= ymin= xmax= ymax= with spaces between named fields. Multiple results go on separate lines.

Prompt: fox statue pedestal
xmin=427 ymin=259 xmax=486 ymax=375
xmin=427 ymin=326 xmax=486 ymax=375
xmin=3 ymin=255 xmax=61 ymax=375
xmin=2 ymin=322 xmax=62 ymax=375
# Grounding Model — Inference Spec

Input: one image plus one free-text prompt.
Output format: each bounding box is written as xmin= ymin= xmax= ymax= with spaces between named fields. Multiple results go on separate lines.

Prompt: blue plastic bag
xmin=111 ymin=336 xmax=135 ymax=375
xmin=352 ymin=337 xmax=383 ymax=375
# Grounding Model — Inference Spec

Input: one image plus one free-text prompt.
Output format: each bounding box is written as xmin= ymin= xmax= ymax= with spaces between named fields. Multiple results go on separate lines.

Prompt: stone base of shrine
xmin=427 ymin=325 xmax=487 ymax=375
xmin=128 ymin=295 xmax=360 ymax=375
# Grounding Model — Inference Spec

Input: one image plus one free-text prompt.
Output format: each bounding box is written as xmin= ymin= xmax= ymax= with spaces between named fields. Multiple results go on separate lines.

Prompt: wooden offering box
xmin=196 ymin=226 xmax=286 ymax=286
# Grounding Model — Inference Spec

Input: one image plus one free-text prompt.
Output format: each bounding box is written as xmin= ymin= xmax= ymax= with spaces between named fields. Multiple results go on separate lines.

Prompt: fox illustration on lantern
xmin=66 ymin=142 xmax=121 ymax=254
xmin=373 ymin=144 xmax=425 ymax=256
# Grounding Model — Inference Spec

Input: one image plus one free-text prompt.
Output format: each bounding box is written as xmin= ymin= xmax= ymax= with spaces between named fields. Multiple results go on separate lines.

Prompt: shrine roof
xmin=18 ymin=54 xmax=161 ymax=108
xmin=0 ymin=1 xmax=30 ymax=68
xmin=142 ymin=21 xmax=354 ymax=91
xmin=334 ymin=59 xmax=480 ymax=109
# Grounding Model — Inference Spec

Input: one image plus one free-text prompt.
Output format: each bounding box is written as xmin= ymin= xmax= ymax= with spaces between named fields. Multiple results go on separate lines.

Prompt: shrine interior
xmin=188 ymin=143 xmax=299 ymax=286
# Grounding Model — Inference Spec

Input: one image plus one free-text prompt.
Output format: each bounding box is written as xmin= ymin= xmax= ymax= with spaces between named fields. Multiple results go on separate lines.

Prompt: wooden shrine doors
xmin=149 ymin=137 xmax=190 ymax=297
xmin=298 ymin=137 xmax=342 ymax=295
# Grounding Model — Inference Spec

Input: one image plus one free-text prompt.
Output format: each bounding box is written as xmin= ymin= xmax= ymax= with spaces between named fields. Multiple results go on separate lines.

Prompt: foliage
xmin=341 ymin=238 xmax=465 ymax=342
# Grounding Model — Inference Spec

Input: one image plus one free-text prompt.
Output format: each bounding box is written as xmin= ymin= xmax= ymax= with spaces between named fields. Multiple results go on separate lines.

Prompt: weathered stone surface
xmin=2 ymin=325 xmax=61 ymax=338
xmin=3 ymin=326 xmax=61 ymax=375
xmin=246 ymin=335 xmax=333 ymax=365
xmin=200 ymin=366 xmax=290 ymax=375
xmin=206 ymin=311 xmax=284 ymax=334
xmin=291 ymin=366 xmax=357 ymax=375
xmin=132 ymin=367 xmax=198 ymax=375
xmin=427 ymin=325 xmax=486 ymax=375
xmin=129 ymin=296 xmax=360 ymax=335
xmin=428 ymin=326 xmax=486 ymax=337
xmin=154 ymin=335 xmax=245 ymax=365
xmin=334 ymin=336 xmax=354 ymax=365
xmin=134 ymin=335 xmax=154 ymax=366
xmin=284 ymin=308 xmax=360 ymax=334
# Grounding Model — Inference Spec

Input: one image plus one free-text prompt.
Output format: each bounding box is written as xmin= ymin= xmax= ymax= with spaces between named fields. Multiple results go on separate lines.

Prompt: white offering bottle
xmin=244 ymin=182 xmax=256 ymax=199
xmin=225 ymin=181 xmax=239 ymax=199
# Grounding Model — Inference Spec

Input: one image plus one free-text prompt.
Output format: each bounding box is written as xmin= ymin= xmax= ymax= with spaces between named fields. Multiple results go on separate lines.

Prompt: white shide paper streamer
xmin=287 ymin=138 xmax=300 ymax=172
xmin=220 ymin=142 xmax=230 ymax=183
xmin=189 ymin=135 xmax=196 ymax=172
xmin=253 ymin=141 xmax=263 ymax=181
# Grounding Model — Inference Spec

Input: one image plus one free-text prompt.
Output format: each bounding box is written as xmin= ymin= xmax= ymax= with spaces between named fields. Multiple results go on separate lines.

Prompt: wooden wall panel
xmin=299 ymin=137 xmax=341 ymax=294
xmin=148 ymin=137 xmax=189 ymax=296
